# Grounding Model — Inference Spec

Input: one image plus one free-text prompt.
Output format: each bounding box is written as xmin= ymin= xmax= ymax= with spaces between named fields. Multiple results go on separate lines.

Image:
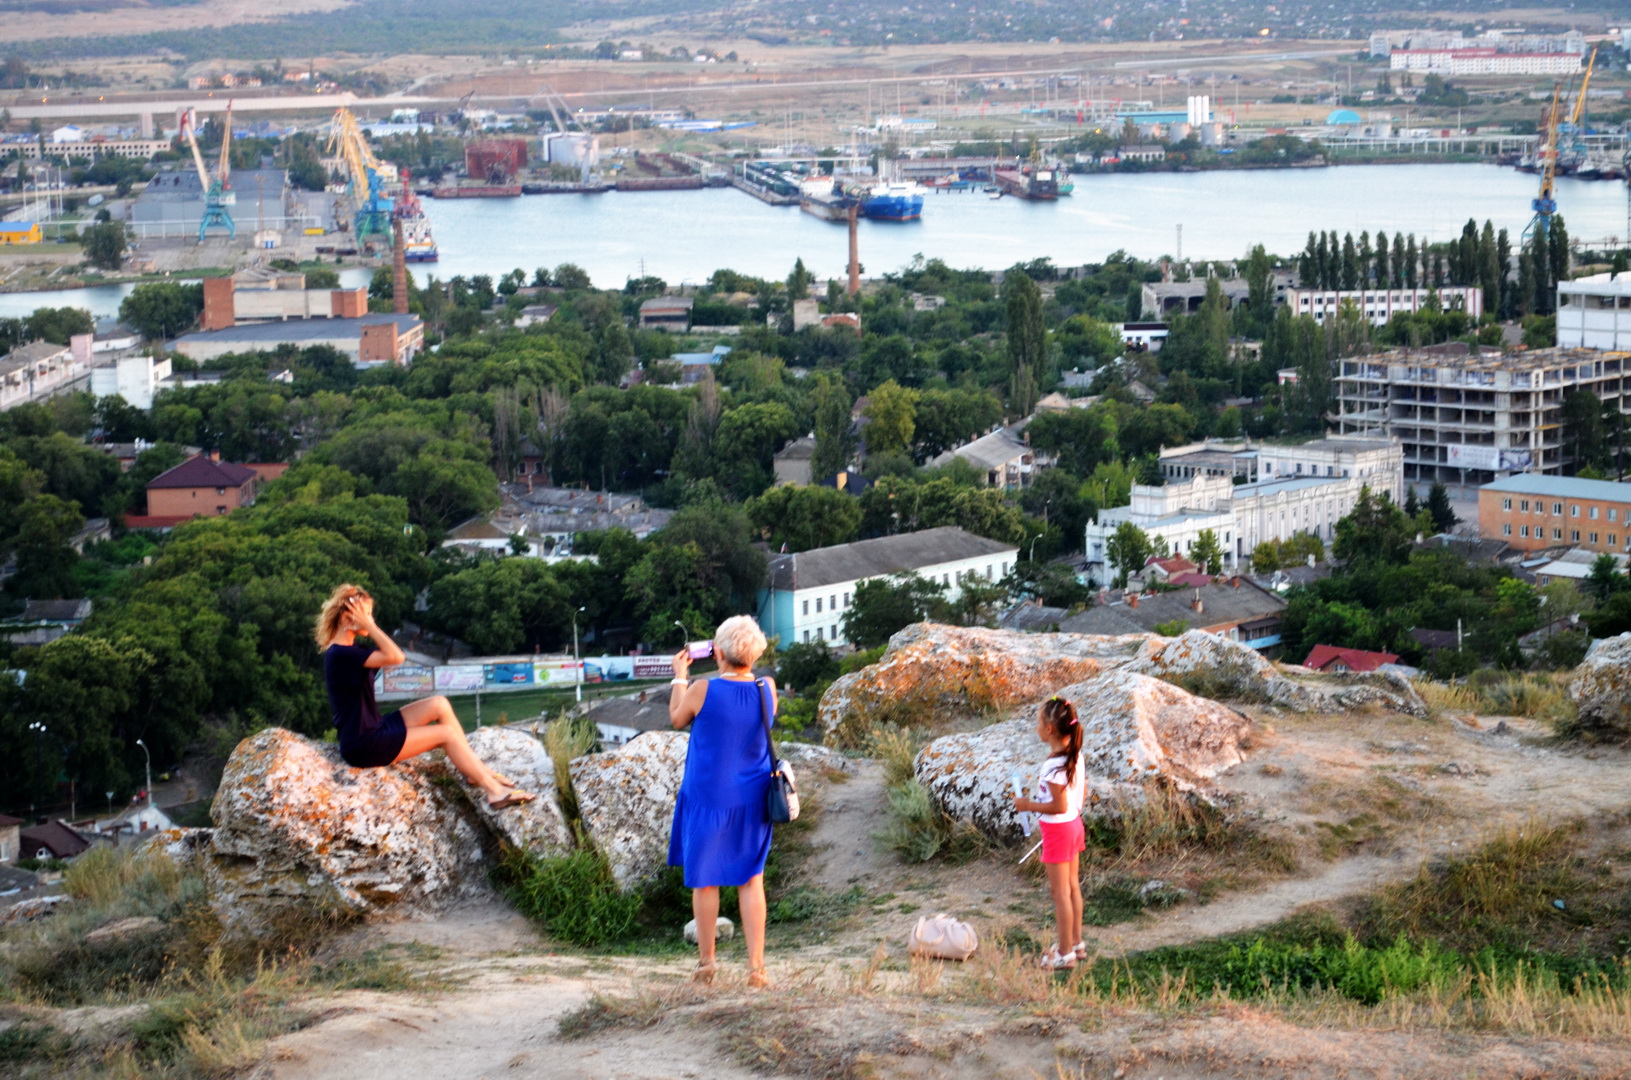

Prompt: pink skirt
xmin=1039 ymin=817 xmax=1085 ymax=864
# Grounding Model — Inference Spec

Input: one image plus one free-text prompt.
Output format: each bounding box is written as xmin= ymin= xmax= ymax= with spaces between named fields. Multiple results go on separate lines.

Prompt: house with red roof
xmin=131 ymin=452 xmax=271 ymax=528
xmin=1302 ymin=645 xmax=1399 ymax=673
xmin=1144 ymin=555 xmax=1198 ymax=582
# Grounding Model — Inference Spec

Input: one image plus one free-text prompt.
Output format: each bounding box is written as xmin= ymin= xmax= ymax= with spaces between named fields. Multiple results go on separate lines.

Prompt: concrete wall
xmin=1479 ymin=487 xmax=1631 ymax=554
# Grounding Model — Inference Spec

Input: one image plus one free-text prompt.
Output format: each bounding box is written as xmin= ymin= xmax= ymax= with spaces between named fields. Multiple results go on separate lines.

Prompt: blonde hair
xmin=714 ymin=615 xmax=768 ymax=669
xmin=315 ymin=583 xmax=372 ymax=650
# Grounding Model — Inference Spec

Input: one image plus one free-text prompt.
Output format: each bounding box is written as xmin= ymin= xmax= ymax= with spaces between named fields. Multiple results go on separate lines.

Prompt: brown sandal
xmin=747 ymin=967 xmax=770 ymax=990
xmin=487 ymin=789 xmax=536 ymax=810
xmin=692 ymin=960 xmax=718 ymax=985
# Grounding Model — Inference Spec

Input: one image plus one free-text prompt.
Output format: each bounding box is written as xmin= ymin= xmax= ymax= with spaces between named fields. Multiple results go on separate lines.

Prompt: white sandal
xmin=1050 ymin=942 xmax=1090 ymax=960
xmin=1038 ymin=948 xmax=1078 ymax=971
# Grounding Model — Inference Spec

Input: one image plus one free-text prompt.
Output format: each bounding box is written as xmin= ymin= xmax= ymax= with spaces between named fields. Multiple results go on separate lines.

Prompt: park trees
xmin=119 ymin=283 xmax=203 ymax=341
xmin=79 ymin=220 xmax=129 ymax=271
xmin=842 ymin=572 xmax=947 ymax=648
xmin=1105 ymin=521 xmax=1155 ymax=587
xmin=746 ymin=484 xmax=862 ymax=553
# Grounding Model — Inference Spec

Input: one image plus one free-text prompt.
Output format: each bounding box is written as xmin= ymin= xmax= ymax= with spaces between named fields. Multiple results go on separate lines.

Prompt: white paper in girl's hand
xmin=1010 ymin=774 xmax=1036 ymax=838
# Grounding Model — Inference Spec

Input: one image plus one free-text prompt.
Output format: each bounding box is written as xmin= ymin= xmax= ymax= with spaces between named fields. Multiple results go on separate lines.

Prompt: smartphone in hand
xmin=687 ymin=640 xmax=714 ymax=660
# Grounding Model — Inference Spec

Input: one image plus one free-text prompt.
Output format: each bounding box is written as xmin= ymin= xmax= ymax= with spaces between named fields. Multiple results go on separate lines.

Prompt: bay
xmin=2 ymin=164 xmax=1625 ymax=315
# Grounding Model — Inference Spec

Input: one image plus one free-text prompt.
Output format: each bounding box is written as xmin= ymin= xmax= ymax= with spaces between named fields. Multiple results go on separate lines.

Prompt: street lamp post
xmin=1029 ymin=534 xmax=1041 ymax=563
xmin=572 ymin=606 xmax=586 ymax=703
xmin=134 ymin=738 xmax=152 ymax=810
xmin=673 ymin=619 xmax=687 ymax=648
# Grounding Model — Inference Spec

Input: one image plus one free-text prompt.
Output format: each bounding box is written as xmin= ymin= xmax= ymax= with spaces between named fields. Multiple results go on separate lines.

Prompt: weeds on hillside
xmin=543 ymin=714 xmax=599 ymax=823
xmin=870 ymin=725 xmax=991 ymax=865
xmin=1413 ymin=672 xmax=1575 ymax=728
xmin=0 ymin=846 xmax=437 ymax=1080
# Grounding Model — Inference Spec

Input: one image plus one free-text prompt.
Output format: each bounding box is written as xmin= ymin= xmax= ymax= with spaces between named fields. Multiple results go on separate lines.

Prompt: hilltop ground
xmin=24 ymin=701 xmax=1620 ymax=1080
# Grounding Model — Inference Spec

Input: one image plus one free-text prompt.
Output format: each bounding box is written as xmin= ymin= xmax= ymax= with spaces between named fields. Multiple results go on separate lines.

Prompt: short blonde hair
xmin=714 ymin=615 xmax=767 ymax=668
xmin=315 ymin=583 xmax=372 ymax=650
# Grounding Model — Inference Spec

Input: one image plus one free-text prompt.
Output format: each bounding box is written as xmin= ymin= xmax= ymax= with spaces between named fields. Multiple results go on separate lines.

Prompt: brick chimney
xmin=1231 ymin=575 xmax=1240 ymax=588
xmin=846 ymin=202 xmax=861 ymax=297
xmin=1191 ymin=590 xmax=1204 ymax=614
xmin=393 ymin=218 xmax=409 ymax=316
xmin=1128 ymin=593 xmax=1139 ymax=609
xmin=201 ymin=276 xmax=235 ymax=330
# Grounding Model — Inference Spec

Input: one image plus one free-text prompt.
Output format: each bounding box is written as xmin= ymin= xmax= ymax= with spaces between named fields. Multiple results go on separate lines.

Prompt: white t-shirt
xmin=1035 ymin=753 xmax=1085 ymax=824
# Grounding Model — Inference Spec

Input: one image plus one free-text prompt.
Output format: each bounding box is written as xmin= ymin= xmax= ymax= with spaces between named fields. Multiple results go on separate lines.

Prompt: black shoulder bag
xmin=755 ymin=677 xmax=800 ymax=823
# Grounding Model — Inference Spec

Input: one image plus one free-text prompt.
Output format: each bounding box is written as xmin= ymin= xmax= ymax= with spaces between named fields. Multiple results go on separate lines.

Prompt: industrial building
xmin=90 ymin=354 xmax=172 ymax=411
xmin=1388 ymin=49 xmax=1583 ymax=75
xmin=1139 ymin=274 xmax=1294 ymax=317
xmin=0 ymin=223 xmax=42 ymax=245
xmin=1335 ymin=343 xmax=1631 ymax=485
xmin=1558 ymin=272 xmax=1631 ymax=353
xmin=1478 ymin=474 xmax=1631 ymax=555
xmin=1 ymin=339 xmax=92 ymax=410
xmin=173 ymin=314 xmax=424 ymax=368
xmin=130 ymin=168 xmax=318 ymax=240
xmin=1289 ymin=286 xmax=1483 ymax=327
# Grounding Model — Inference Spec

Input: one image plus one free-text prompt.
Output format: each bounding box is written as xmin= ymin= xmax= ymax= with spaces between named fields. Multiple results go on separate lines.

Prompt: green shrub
xmin=495 ymin=846 xmax=643 ymax=947
xmin=881 ymin=780 xmax=987 ymax=864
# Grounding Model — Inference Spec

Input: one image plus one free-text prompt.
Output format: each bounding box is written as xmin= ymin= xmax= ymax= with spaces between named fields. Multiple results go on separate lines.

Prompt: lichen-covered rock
xmin=569 ymin=731 xmax=689 ymax=890
xmin=819 ymin=623 xmax=1159 ymax=745
xmin=465 ymin=727 xmax=573 ymax=857
xmin=775 ymin=740 xmax=853 ymax=775
xmin=134 ymin=826 xmax=215 ymax=872
xmin=206 ymin=728 xmax=491 ymax=932
xmin=914 ymin=670 xmax=1252 ymax=842
xmin=1130 ymin=629 xmax=1427 ymax=717
xmin=1570 ymin=632 xmax=1631 ymax=739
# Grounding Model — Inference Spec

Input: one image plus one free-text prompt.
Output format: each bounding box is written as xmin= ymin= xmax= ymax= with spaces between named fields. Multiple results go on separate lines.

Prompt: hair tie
xmin=1069 ymin=716 xmax=1079 ymax=725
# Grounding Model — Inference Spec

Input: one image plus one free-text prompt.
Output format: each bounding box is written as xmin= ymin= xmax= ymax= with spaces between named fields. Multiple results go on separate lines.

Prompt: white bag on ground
xmin=684 ymin=916 xmax=736 ymax=944
xmin=908 ymin=913 xmax=978 ymax=961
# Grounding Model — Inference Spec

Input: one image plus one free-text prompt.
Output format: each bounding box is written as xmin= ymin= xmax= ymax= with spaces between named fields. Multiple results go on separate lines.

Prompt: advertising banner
xmin=632 ymin=655 xmax=674 ymax=680
xmin=380 ymin=665 xmax=434 ymax=694
xmin=434 ymin=665 xmax=485 ymax=692
xmin=582 ymin=662 xmax=604 ymax=684
xmin=598 ymin=656 xmax=634 ymax=681
xmin=534 ymin=661 xmax=580 ymax=686
xmin=484 ymin=662 xmax=535 ymax=686
xmin=1445 ymin=444 xmax=1499 ymax=471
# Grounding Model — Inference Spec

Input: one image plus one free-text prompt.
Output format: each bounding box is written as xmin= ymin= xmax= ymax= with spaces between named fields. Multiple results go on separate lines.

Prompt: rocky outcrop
xmin=914 ymin=670 xmax=1253 ymax=842
xmin=776 ymin=740 xmax=853 ymax=774
xmin=1570 ymin=632 xmax=1631 ymax=739
xmin=207 ymin=729 xmax=491 ymax=932
xmin=1128 ymin=630 xmax=1427 ymax=717
xmin=465 ymin=728 xmax=573 ymax=857
xmin=135 ymin=827 xmax=215 ymax=872
xmin=569 ymin=731 xmax=689 ymax=890
xmin=819 ymin=623 xmax=1160 ymax=745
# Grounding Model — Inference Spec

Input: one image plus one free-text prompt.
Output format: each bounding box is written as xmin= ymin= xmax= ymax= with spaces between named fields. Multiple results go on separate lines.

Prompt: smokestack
xmin=846 ymin=203 xmax=860 ymax=297
xmin=393 ymin=218 xmax=409 ymax=316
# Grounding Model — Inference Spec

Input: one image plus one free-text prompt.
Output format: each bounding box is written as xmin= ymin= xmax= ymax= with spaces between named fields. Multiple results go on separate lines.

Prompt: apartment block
xmin=1289 ymin=286 xmax=1483 ymax=328
xmin=1335 ymin=343 xmax=1631 ymax=485
xmin=1478 ymin=474 xmax=1631 ymax=554
xmin=1558 ymin=272 xmax=1631 ymax=353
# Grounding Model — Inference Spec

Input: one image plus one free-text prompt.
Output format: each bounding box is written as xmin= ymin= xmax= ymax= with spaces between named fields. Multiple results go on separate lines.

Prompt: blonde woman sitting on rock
xmin=316 ymin=583 xmax=534 ymax=809
xmin=667 ymin=614 xmax=778 ymax=989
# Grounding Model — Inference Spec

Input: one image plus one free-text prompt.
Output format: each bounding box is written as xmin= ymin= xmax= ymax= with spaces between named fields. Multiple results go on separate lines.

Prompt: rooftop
xmin=929 ymin=425 xmax=1031 ymax=472
xmin=14 ymin=599 xmax=93 ymax=623
xmin=1058 ymin=579 xmax=1285 ymax=635
xmin=767 ymin=526 xmax=1017 ymax=593
xmin=1 ymin=341 xmax=72 ymax=375
xmin=147 ymin=455 xmax=259 ymax=490
xmin=1303 ymin=645 xmax=1399 ymax=672
xmin=1482 ymin=474 xmax=1631 ymax=502
xmin=640 ymin=296 xmax=695 ymax=312
xmin=1559 ymin=272 xmax=1631 ymax=295
xmin=584 ymin=685 xmax=676 ymax=734
xmin=173 ymin=314 xmax=421 ymax=347
xmin=1348 ymin=345 xmax=1628 ymax=373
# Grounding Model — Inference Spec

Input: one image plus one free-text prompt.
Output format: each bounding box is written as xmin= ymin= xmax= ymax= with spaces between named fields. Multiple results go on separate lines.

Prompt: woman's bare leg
xmin=738 ymin=874 xmax=767 ymax=980
xmin=394 ymin=696 xmax=517 ymax=789
xmin=692 ymin=887 xmax=720 ymax=965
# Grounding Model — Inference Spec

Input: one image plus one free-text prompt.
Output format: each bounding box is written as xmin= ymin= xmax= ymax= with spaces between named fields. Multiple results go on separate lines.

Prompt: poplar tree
xmin=1340 ymin=232 xmax=1359 ymax=291
xmin=1404 ymin=235 xmax=1419 ymax=290
xmin=809 ymin=373 xmax=855 ymax=483
xmin=1358 ymin=231 xmax=1373 ymax=286
xmin=1496 ymin=227 xmax=1513 ymax=317
xmin=1004 ymin=269 xmax=1045 ymax=416
xmin=1315 ymin=232 xmax=1330 ymax=289
xmin=1479 ymin=220 xmax=1501 ymax=318
xmin=1375 ymin=231 xmax=1391 ymax=290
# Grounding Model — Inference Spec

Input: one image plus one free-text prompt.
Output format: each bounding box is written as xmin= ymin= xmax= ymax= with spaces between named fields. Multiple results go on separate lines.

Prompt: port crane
xmin=1557 ymin=46 xmax=1599 ymax=174
xmin=1523 ymin=81 xmax=1563 ymax=245
xmin=326 ymin=107 xmax=394 ymax=245
xmin=181 ymin=103 xmax=235 ymax=241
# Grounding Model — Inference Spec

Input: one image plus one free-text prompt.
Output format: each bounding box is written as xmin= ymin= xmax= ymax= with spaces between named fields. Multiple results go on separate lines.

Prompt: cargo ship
xmin=858 ymin=179 xmax=924 ymax=221
xmin=431 ymin=184 xmax=522 ymax=198
xmin=394 ymin=176 xmax=438 ymax=262
xmin=799 ymin=176 xmax=853 ymax=221
xmin=993 ymin=164 xmax=1059 ymax=200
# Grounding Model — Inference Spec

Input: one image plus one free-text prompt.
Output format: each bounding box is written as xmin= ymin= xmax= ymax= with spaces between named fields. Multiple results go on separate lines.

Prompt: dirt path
xmin=804 ymin=758 xmax=890 ymax=891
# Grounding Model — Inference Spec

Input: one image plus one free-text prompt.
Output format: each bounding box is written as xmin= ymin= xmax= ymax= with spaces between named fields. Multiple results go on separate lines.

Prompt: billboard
xmin=633 ymin=655 xmax=675 ymax=679
xmin=435 ymin=665 xmax=485 ymax=692
xmin=534 ymin=661 xmax=580 ymax=686
xmin=484 ymin=662 xmax=534 ymax=686
xmin=1447 ymin=444 xmax=1534 ymax=472
xmin=380 ymin=665 xmax=434 ymax=694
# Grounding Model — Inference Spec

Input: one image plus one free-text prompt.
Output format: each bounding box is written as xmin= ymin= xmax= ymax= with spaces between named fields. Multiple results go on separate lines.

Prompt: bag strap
xmin=754 ymin=677 xmax=781 ymax=776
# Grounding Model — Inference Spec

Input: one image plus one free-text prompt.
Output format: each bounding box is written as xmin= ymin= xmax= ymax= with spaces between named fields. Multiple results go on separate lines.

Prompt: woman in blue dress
xmin=667 ymin=615 xmax=777 ymax=989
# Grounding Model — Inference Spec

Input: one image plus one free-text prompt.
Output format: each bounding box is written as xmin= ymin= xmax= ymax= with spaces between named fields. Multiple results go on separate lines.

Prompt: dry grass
xmin=543 ymin=716 xmax=598 ymax=826
xmin=1413 ymin=673 xmax=1576 ymax=728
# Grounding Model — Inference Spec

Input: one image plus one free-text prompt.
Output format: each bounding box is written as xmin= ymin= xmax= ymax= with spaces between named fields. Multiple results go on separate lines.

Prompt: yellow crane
xmin=1524 ymin=81 xmax=1562 ymax=244
xmin=326 ymin=107 xmax=394 ymax=242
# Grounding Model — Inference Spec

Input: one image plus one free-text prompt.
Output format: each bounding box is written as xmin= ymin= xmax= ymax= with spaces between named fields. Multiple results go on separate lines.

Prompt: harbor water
xmin=2 ymin=164 xmax=1627 ymax=315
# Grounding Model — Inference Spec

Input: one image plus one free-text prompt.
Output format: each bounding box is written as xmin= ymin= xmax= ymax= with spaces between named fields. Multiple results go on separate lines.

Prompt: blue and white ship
xmin=858 ymin=180 xmax=924 ymax=221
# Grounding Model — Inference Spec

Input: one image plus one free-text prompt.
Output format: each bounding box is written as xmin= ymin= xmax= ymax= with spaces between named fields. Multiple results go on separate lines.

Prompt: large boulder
xmin=1129 ymin=629 xmax=1427 ymax=717
xmin=1570 ymin=632 xmax=1631 ymax=739
xmin=819 ymin=623 xmax=1159 ymax=745
xmin=134 ymin=827 xmax=215 ymax=873
xmin=465 ymin=727 xmax=573 ymax=857
xmin=206 ymin=729 xmax=491 ymax=932
xmin=914 ymin=670 xmax=1253 ymax=842
xmin=569 ymin=731 xmax=689 ymax=890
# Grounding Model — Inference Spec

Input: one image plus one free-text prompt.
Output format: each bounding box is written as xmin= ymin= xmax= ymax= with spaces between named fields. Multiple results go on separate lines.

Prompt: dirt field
xmin=214 ymin=706 xmax=1631 ymax=1080
xmin=1 ymin=0 xmax=355 ymax=44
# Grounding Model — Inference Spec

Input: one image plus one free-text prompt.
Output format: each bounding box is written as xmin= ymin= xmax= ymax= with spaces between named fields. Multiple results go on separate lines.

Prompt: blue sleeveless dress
xmin=667 ymin=679 xmax=774 ymax=888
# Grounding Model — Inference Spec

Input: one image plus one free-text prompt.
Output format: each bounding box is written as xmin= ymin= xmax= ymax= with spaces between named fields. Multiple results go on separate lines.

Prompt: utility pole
xmin=134 ymin=738 xmax=152 ymax=810
xmin=573 ymin=606 xmax=586 ymax=703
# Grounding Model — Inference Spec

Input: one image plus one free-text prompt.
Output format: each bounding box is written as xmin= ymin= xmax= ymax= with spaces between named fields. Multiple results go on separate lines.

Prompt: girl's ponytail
xmin=1042 ymin=696 xmax=1082 ymax=787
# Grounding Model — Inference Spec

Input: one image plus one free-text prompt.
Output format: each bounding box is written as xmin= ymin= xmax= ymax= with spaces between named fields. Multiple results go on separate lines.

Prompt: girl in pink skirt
xmin=1012 ymin=696 xmax=1086 ymax=970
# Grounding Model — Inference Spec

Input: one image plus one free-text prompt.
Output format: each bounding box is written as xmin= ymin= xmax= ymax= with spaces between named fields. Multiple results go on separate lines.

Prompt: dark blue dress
xmin=667 ymin=679 xmax=774 ymax=888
